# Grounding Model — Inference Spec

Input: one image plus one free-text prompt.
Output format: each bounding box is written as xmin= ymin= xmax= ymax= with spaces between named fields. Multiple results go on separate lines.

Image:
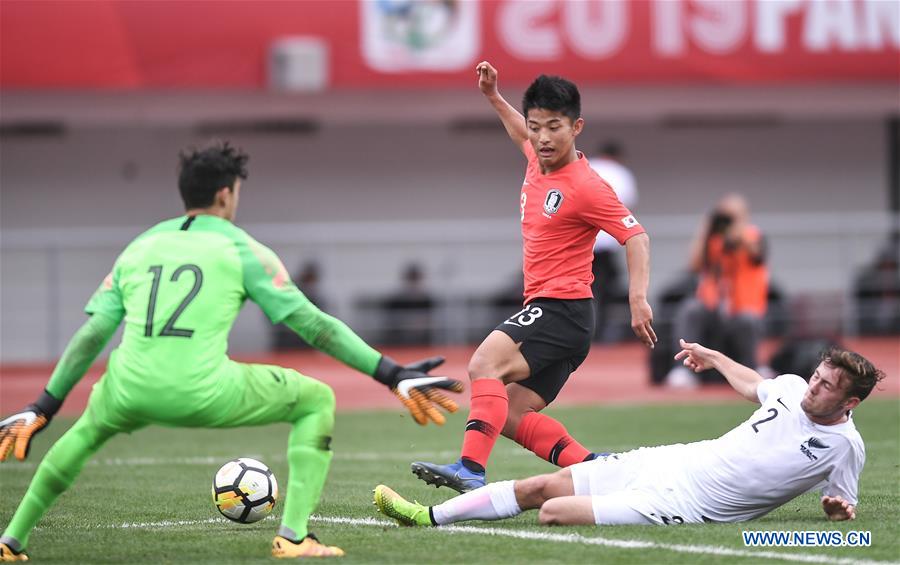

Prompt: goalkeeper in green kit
xmin=0 ymin=142 xmax=463 ymax=561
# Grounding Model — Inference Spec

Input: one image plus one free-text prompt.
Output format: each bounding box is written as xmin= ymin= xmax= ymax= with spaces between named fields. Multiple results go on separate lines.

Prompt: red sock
xmin=514 ymin=412 xmax=591 ymax=467
xmin=460 ymin=379 xmax=508 ymax=471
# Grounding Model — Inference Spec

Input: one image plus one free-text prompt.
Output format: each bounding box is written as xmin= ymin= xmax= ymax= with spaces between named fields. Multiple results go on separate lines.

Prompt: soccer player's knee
xmin=467 ymin=353 xmax=502 ymax=382
xmin=467 ymin=355 xmax=486 ymax=381
xmin=313 ymin=381 xmax=336 ymax=415
xmin=73 ymin=418 xmax=111 ymax=451
xmin=538 ymin=499 xmax=566 ymax=526
xmin=515 ymin=474 xmax=552 ymax=508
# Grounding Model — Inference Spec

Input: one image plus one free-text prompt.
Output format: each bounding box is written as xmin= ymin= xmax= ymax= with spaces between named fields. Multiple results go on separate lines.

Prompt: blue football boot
xmin=410 ymin=459 xmax=486 ymax=493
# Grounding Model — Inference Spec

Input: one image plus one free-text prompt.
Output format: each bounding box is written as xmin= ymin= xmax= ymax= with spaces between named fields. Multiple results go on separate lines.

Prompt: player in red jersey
xmin=411 ymin=62 xmax=656 ymax=493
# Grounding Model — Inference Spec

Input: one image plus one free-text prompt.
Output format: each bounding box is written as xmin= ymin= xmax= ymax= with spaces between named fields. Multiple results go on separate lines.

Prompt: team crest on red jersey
xmin=543 ymin=189 xmax=564 ymax=216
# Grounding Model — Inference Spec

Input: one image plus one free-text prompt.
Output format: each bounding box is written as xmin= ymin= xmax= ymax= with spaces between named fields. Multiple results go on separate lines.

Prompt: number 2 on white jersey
xmin=751 ymin=408 xmax=779 ymax=433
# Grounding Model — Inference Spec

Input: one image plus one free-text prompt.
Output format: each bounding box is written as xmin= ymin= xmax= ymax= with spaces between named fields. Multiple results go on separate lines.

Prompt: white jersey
xmin=611 ymin=374 xmax=865 ymax=523
xmin=589 ymin=157 xmax=638 ymax=252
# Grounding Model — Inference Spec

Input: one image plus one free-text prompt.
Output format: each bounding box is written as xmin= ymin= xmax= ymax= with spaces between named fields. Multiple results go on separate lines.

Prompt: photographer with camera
xmin=666 ymin=194 xmax=769 ymax=388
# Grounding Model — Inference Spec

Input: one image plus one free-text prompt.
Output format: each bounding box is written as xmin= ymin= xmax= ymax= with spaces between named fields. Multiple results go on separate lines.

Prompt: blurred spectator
xmin=666 ymin=194 xmax=769 ymax=388
xmin=589 ymin=141 xmax=638 ymax=342
xmin=297 ymin=261 xmax=328 ymax=309
xmin=272 ymin=261 xmax=329 ymax=350
xmin=648 ymin=272 xmax=698 ymax=385
xmin=854 ymin=238 xmax=900 ymax=335
xmin=489 ymin=268 xmax=525 ymax=311
xmin=381 ymin=262 xmax=436 ymax=345
xmin=768 ymin=337 xmax=842 ymax=382
xmin=649 ymin=273 xmax=787 ymax=385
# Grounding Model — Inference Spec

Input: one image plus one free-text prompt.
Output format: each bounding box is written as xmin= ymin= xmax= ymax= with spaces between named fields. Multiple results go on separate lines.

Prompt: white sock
xmin=431 ymin=481 xmax=521 ymax=525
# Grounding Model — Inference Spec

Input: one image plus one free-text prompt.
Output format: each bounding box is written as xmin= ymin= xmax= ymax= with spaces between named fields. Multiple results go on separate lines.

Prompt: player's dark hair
xmin=820 ymin=347 xmax=885 ymax=401
xmin=178 ymin=141 xmax=249 ymax=209
xmin=522 ymin=75 xmax=581 ymax=122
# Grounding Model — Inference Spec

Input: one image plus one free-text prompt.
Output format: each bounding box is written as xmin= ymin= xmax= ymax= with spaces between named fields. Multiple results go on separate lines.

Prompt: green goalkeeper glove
xmin=373 ymin=356 xmax=464 ymax=426
xmin=0 ymin=390 xmax=62 ymax=462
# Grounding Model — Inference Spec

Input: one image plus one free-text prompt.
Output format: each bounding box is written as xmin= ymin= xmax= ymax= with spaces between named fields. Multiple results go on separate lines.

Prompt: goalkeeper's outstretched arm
xmin=282 ymin=300 xmax=382 ymax=375
xmin=0 ymin=312 xmax=121 ymax=461
xmin=281 ymin=301 xmax=463 ymax=425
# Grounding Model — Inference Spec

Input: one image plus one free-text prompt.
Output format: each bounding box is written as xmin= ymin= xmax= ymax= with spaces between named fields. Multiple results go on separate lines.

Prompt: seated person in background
xmin=854 ymin=238 xmax=900 ymax=335
xmin=666 ymin=194 xmax=768 ymax=388
xmin=272 ymin=261 xmax=329 ymax=350
xmin=382 ymin=262 xmax=435 ymax=345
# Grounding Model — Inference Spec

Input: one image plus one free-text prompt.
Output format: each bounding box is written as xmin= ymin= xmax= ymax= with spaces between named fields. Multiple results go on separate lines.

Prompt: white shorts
xmin=570 ymin=449 xmax=698 ymax=526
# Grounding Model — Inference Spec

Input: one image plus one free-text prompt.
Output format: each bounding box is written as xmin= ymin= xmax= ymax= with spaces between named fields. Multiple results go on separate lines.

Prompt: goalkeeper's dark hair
xmin=178 ymin=141 xmax=249 ymax=209
xmin=819 ymin=346 xmax=885 ymax=402
xmin=522 ymin=74 xmax=581 ymax=122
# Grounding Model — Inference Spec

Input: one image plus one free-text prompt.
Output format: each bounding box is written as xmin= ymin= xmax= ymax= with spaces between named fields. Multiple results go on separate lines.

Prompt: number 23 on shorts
xmin=504 ymin=306 xmax=543 ymax=328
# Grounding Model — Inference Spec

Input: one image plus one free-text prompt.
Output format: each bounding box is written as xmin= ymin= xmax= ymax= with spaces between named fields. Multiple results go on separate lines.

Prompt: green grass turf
xmin=1 ymin=399 xmax=897 ymax=564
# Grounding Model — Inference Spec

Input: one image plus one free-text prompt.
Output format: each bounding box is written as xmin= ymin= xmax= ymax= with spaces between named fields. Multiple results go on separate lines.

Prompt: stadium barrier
xmin=1 ymin=211 xmax=897 ymax=362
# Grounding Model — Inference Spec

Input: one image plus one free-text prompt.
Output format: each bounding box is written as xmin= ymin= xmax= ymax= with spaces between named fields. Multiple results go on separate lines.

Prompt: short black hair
xmin=522 ymin=75 xmax=581 ymax=122
xmin=178 ymin=141 xmax=249 ymax=209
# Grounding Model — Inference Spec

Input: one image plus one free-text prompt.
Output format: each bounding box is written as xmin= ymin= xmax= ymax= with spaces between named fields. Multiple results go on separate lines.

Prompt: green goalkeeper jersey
xmin=84 ymin=214 xmax=313 ymax=397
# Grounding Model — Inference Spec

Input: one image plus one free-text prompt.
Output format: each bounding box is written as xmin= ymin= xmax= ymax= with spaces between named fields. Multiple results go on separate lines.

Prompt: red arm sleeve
xmin=580 ymin=179 xmax=646 ymax=245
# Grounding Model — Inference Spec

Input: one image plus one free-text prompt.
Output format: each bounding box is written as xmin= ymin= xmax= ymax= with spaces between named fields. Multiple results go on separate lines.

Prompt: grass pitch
xmin=1 ymin=399 xmax=897 ymax=564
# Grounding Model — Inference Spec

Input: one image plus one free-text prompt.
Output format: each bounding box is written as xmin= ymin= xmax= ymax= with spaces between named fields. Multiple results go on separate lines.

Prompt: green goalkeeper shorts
xmin=82 ymin=360 xmax=335 ymax=434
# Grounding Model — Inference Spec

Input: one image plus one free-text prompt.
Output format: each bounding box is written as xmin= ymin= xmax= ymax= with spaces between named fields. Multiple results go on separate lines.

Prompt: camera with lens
xmin=709 ymin=210 xmax=734 ymax=235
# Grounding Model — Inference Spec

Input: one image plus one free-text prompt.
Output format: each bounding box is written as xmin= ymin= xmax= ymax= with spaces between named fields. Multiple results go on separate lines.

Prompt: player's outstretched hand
xmin=674 ymin=339 xmax=717 ymax=372
xmin=374 ymin=356 xmax=465 ymax=426
xmin=821 ymin=495 xmax=856 ymax=521
xmin=0 ymin=391 xmax=61 ymax=462
xmin=629 ymin=298 xmax=657 ymax=348
xmin=476 ymin=61 xmax=499 ymax=96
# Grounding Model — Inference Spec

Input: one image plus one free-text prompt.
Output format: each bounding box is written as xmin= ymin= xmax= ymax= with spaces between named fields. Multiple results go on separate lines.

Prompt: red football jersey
xmin=519 ymin=141 xmax=645 ymax=303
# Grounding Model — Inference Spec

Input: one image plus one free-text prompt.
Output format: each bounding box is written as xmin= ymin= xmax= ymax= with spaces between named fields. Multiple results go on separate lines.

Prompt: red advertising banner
xmin=1 ymin=0 xmax=897 ymax=89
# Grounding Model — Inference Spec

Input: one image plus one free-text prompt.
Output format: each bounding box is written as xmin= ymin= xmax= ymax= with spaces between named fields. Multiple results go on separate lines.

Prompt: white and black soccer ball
xmin=212 ymin=458 xmax=278 ymax=524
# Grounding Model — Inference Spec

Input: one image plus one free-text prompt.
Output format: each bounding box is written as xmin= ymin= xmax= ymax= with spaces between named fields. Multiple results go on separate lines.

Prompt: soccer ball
xmin=212 ymin=458 xmax=278 ymax=523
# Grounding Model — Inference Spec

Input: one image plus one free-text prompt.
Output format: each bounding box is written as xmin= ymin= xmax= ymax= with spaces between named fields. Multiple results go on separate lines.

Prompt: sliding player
xmin=378 ymin=341 xmax=880 ymax=527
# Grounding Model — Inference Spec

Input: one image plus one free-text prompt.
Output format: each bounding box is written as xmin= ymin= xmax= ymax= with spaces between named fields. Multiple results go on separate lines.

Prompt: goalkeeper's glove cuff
xmin=372 ymin=356 xmax=402 ymax=388
xmin=29 ymin=390 xmax=62 ymax=418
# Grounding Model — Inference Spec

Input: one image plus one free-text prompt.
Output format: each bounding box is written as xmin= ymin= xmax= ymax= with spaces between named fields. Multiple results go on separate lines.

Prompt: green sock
xmin=277 ymin=384 xmax=335 ymax=542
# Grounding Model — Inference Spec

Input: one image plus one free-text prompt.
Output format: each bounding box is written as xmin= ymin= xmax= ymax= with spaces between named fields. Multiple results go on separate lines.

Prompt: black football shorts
xmin=495 ymin=297 xmax=595 ymax=404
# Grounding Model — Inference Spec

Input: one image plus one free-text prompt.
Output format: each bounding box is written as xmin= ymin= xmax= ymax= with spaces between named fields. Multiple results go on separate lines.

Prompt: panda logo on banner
xmin=543 ymin=189 xmax=564 ymax=216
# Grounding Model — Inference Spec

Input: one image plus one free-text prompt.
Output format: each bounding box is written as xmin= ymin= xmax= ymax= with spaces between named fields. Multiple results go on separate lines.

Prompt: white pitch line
xmin=31 ymin=514 xmax=897 ymax=565
xmin=34 ymin=517 xmax=242 ymax=531
xmin=115 ymin=517 xmax=226 ymax=530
